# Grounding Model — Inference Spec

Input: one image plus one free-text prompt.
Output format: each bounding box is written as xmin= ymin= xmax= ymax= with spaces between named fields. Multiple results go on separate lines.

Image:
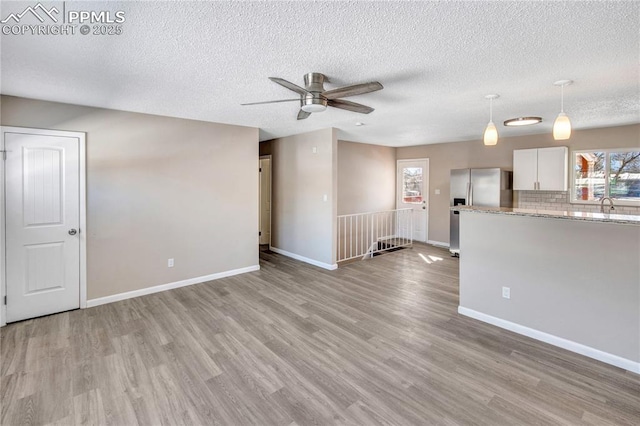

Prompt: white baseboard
xmin=86 ymin=265 xmax=260 ymax=308
xmin=458 ymin=306 xmax=640 ymax=374
xmin=428 ymin=240 xmax=450 ymax=248
xmin=269 ymin=246 xmax=338 ymax=270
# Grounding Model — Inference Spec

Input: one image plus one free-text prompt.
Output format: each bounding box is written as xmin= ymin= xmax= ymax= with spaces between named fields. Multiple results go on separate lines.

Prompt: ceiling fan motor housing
xmin=304 ymin=73 xmax=327 ymax=92
xmin=301 ymin=73 xmax=328 ymax=112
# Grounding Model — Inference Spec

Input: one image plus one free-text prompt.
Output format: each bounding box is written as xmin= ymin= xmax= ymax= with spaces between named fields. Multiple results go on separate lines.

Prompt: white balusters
xmin=337 ymin=209 xmax=413 ymax=262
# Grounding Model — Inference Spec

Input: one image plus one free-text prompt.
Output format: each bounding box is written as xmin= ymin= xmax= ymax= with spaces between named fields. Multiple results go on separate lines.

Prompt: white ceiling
xmin=1 ymin=1 xmax=638 ymax=147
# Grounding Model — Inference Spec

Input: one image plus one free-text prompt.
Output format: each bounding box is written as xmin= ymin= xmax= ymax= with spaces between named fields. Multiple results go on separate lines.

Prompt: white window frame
xmin=571 ymin=147 xmax=640 ymax=206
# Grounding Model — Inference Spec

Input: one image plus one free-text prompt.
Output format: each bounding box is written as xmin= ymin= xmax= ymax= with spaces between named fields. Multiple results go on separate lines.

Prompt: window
xmin=402 ymin=167 xmax=423 ymax=203
xmin=573 ymin=149 xmax=640 ymax=204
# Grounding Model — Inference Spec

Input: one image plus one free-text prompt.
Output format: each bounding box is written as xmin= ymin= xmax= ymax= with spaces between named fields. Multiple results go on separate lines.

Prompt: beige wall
xmin=270 ymin=128 xmax=337 ymax=267
xmin=1 ymin=95 xmax=259 ymax=300
xmin=337 ymin=140 xmax=396 ymax=215
xmin=397 ymin=124 xmax=640 ymax=244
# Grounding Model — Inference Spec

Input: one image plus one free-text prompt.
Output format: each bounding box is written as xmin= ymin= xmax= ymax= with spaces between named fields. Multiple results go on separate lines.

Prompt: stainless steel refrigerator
xmin=449 ymin=168 xmax=512 ymax=255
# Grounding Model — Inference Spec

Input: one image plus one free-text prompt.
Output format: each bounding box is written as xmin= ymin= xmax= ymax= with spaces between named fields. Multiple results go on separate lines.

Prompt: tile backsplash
xmin=516 ymin=191 xmax=640 ymax=215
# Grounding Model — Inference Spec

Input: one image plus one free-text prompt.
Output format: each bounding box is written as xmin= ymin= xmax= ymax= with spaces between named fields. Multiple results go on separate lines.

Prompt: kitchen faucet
xmin=599 ymin=197 xmax=615 ymax=213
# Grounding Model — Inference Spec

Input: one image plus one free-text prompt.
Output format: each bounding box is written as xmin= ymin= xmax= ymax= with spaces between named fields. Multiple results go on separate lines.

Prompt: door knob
xmin=68 ymin=229 xmax=77 ymax=235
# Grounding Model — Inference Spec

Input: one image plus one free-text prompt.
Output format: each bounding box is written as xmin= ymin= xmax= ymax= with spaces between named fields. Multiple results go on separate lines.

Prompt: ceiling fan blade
xmin=241 ymin=99 xmax=300 ymax=106
xmin=322 ymin=82 xmax=383 ymax=100
xmin=297 ymin=110 xmax=311 ymax=120
xmin=269 ymin=77 xmax=309 ymax=96
xmin=327 ymin=99 xmax=374 ymax=114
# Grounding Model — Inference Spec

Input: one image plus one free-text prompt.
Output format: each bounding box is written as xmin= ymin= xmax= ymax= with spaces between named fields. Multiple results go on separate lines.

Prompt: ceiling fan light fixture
xmin=483 ymin=94 xmax=499 ymax=146
xmin=301 ymin=103 xmax=327 ymax=113
xmin=553 ymin=80 xmax=573 ymax=140
xmin=301 ymin=95 xmax=328 ymax=113
xmin=503 ymin=117 xmax=542 ymax=126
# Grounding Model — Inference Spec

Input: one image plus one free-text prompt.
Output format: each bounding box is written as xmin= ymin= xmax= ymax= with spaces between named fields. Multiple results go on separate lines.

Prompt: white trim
xmin=0 ymin=131 xmax=5 ymax=327
xmin=87 ymin=265 xmax=260 ymax=308
xmin=78 ymin=133 xmax=87 ymax=308
xmin=269 ymin=246 xmax=338 ymax=270
xmin=0 ymin=126 xmax=87 ymax=326
xmin=458 ymin=306 xmax=640 ymax=374
xmin=427 ymin=240 xmax=449 ymax=248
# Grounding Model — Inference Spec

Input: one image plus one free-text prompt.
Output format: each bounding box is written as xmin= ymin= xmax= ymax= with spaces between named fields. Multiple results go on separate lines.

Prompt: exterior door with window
xmin=397 ymin=159 xmax=429 ymax=242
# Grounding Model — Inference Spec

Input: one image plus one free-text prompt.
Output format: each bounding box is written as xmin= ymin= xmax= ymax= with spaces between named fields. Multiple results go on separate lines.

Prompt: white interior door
xmin=397 ymin=159 xmax=429 ymax=243
xmin=5 ymin=130 xmax=81 ymax=322
xmin=259 ymin=157 xmax=271 ymax=245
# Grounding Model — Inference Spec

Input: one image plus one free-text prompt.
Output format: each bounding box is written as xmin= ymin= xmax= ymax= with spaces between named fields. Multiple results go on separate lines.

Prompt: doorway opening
xmin=259 ymin=155 xmax=272 ymax=249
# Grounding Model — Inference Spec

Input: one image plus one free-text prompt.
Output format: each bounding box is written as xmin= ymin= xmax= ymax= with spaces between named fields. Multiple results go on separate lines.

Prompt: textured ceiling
xmin=1 ymin=1 xmax=638 ymax=146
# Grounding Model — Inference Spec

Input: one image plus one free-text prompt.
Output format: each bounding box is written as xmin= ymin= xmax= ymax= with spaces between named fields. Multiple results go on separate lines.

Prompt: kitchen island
xmin=452 ymin=205 xmax=640 ymax=373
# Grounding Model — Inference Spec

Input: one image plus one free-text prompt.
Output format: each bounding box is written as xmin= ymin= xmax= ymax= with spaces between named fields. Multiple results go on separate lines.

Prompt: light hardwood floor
xmin=1 ymin=244 xmax=639 ymax=425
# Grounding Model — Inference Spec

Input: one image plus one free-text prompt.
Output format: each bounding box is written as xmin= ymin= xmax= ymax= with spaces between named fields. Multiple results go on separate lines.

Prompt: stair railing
xmin=337 ymin=208 xmax=413 ymax=262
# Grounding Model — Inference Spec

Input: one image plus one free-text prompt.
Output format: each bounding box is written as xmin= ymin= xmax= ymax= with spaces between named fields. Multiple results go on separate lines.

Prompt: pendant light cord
xmin=489 ymin=97 xmax=493 ymax=122
xmin=560 ymin=84 xmax=565 ymax=113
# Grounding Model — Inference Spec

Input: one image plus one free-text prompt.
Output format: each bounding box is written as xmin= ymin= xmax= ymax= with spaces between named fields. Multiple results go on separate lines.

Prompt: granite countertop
xmin=450 ymin=205 xmax=640 ymax=225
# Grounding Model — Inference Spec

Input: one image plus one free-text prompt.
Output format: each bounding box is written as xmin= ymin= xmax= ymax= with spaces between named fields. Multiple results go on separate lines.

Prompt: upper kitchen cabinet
xmin=513 ymin=147 xmax=568 ymax=191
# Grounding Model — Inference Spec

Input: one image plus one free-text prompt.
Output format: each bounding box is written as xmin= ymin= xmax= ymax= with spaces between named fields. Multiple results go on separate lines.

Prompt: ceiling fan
xmin=241 ymin=72 xmax=383 ymax=120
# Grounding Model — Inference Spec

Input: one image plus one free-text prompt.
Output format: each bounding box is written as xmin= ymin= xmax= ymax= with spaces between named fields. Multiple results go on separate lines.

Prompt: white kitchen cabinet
xmin=513 ymin=149 xmax=538 ymax=191
xmin=513 ymin=146 xmax=568 ymax=191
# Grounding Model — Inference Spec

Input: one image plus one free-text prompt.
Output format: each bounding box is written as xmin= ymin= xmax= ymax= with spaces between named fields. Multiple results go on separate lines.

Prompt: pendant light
xmin=483 ymin=94 xmax=499 ymax=146
xmin=553 ymin=80 xmax=573 ymax=140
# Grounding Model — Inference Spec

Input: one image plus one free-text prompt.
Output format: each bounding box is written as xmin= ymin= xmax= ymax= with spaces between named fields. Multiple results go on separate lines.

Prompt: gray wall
xmin=459 ymin=211 xmax=640 ymax=364
xmin=270 ymin=128 xmax=337 ymax=267
xmin=397 ymin=124 xmax=640 ymax=244
xmin=337 ymin=140 xmax=396 ymax=215
xmin=1 ymin=95 xmax=259 ymax=300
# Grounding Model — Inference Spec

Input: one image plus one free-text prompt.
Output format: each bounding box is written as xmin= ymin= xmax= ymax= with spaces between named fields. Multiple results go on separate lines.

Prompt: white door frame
xmin=397 ymin=158 xmax=429 ymax=243
xmin=1 ymin=126 xmax=87 ymax=327
xmin=259 ymin=155 xmax=272 ymax=247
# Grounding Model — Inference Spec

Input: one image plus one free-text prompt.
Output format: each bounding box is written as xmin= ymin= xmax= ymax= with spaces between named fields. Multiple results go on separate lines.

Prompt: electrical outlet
xmin=312 ymin=146 xmax=317 ymax=154
xmin=168 ymin=258 xmax=174 ymax=268
xmin=435 ymin=189 xmax=441 ymax=195
xmin=502 ymin=286 xmax=510 ymax=299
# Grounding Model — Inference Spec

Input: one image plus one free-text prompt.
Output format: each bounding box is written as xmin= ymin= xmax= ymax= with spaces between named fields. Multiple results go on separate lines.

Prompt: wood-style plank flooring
xmin=1 ymin=244 xmax=639 ymax=425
